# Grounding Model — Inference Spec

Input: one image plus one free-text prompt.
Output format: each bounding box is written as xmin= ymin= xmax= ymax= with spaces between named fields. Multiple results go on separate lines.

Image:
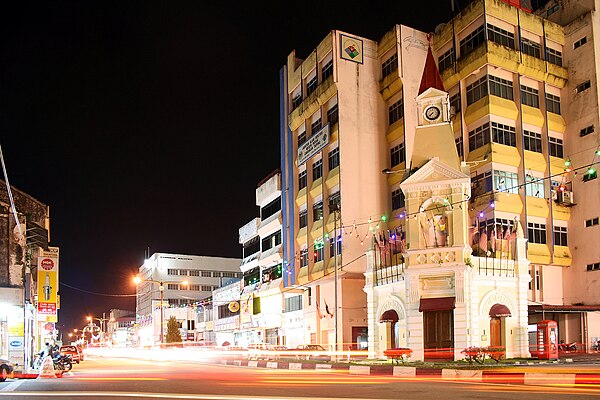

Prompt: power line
xmin=60 ymin=282 xmax=137 ymax=297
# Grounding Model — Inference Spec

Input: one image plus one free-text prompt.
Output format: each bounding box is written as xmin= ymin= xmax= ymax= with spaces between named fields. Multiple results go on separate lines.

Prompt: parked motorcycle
xmin=558 ymin=341 xmax=577 ymax=352
xmin=33 ymin=353 xmax=73 ymax=375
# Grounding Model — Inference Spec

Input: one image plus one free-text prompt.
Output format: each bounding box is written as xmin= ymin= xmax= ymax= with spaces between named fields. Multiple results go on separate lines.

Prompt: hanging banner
xmin=37 ymin=247 xmax=59 ymax=316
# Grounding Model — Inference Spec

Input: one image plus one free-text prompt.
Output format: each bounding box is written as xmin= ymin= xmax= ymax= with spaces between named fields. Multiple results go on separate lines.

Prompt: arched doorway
xmin=380 ymin=309 xmax=399 ymax=348
xmin=489 ymin=303 xmax=511 ymax=348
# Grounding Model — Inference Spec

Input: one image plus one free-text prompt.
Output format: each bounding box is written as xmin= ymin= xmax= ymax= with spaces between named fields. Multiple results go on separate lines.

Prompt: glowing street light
xmin=133 ymin=275 xmax=188 ymax=343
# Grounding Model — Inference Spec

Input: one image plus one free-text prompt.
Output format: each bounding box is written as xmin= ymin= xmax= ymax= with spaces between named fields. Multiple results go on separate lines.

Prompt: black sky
xmin=1 ymin=1 xmax=505 ymax=333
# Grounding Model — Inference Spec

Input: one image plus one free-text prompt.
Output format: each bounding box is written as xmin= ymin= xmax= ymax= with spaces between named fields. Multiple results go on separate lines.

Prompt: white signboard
xmin=297 ymin=124 xmax=330 ymax=165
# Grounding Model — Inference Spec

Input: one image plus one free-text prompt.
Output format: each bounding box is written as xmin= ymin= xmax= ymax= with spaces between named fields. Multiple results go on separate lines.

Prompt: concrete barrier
xmin=442 ymin=369 xmax=483 ymax=381
xmin=393 ymin=366 xmax=416 ymax=377
xmin=266 ymin=362 xmax=278 ymax=369
xmin=289 ymin=363 xmax=302 ymax=370
xmin=247 ymin=361 xmax=258 ymax=368
xmin=233 ymin=360 xmax=242 ymax=366
xmin=349 ymin=366 xmax=371 ymax=375
xmin=524 ymin=373 xmax=576 ymax=386
xmin=315 ymin=364 xmax=332 ymax=370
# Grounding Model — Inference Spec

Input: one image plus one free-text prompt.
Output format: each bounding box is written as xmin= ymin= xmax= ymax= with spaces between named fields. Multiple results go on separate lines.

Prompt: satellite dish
xmin=435 ymin=23 xmax=446 ymax=34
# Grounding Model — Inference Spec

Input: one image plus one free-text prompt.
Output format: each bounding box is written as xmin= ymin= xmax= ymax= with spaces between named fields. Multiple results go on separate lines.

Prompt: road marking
xmin=72 ymin=377 xmax=166 ymax=381
xmin=0 ymin=392 xmax=384 ymax=399
xmin=0 ymin=380 xmax=25 ymax=392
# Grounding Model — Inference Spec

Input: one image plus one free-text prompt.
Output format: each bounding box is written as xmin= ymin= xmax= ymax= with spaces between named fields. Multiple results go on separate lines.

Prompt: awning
xmin=379 ymin=309 xmax=399 ymax=323
xmin=419 ymin=297 xmax=455 ymax=312
xmin=489 ymin=303 xmax=511 ymax=317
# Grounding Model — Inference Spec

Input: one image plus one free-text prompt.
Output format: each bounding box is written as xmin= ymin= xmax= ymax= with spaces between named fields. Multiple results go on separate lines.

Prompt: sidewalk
xmin=218 ymin=352 xmax=600 ymax=387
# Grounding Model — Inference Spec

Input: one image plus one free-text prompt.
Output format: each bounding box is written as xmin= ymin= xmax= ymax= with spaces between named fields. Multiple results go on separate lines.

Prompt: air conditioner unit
xmin=556 ymin=190 xmax=574 ymax=205
xmin=551 ymin=190 xmax=558 ymax=201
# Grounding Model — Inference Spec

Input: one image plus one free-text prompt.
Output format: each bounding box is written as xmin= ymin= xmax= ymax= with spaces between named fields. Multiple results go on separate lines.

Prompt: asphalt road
xmin=0 ymin=354 xmax=598 ymax=400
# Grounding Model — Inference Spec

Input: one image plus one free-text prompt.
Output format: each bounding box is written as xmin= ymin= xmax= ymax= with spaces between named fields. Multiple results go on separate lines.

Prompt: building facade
xmin=135 ymin=253 xmax=241 ymax=345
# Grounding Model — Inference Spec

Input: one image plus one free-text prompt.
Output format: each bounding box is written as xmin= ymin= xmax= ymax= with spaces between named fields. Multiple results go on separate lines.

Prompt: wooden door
xmin=490 ymin=317 xmax=502 ymax=347
xmin=423 ymin=310 xmax=454 ymax=359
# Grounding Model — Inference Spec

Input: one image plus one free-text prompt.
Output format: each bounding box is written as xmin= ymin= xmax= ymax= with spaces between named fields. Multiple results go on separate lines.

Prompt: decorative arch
xmin=419 ymin=196 xmax=452 ymax=214
xmin=376 ymin=294 xmax=407 ymax=322
xmin=478 ymin=289 xmax=518 ymax=318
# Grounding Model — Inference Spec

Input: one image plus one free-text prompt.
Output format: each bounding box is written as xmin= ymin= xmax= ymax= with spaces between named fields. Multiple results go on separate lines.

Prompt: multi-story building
xmin=106 ymin=308 xmax=135 ymax=346
xmin=0 ymin=179 xmax=53 ymax=371
xmin=135 ymin=252 xmax=241 ymax=344
xmin=278 ymin=0 xmax=600 ymax=356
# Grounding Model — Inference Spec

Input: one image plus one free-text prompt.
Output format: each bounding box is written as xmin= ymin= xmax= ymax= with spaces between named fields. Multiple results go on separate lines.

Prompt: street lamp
xmin=87 ymin=314 xmax=112 ymax=341
xmin=133 ymin=276 xmax=188 ymax=344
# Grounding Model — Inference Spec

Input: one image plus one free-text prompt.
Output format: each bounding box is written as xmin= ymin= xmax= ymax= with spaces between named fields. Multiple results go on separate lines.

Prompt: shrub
xmin=461 ymin=346 xmax=505 ymax=364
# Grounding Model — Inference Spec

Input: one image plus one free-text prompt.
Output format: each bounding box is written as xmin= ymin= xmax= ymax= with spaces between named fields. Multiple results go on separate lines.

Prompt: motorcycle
xmin=558 ymin=341 xmax=577 ymax=352
xmin=33 ymin=352 xmax=73 ymax=375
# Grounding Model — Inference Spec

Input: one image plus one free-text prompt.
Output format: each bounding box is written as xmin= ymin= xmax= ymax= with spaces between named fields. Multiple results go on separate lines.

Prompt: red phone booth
xmin=536 ymin=320 xmax=558 ymax=360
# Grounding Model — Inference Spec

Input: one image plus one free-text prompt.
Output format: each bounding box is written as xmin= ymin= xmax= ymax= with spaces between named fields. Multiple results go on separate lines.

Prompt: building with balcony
xmin=135 ymin=252 xmax=241 ymax=344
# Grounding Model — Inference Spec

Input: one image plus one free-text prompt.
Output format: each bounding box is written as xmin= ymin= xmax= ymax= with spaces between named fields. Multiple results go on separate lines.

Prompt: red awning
xmin=489 ymin=303 xmax=512 ymax=317
xmin=379 ymin=309 xmax=399 ymax=323
xmin=419 ymin=297 xmax=455 ymax=312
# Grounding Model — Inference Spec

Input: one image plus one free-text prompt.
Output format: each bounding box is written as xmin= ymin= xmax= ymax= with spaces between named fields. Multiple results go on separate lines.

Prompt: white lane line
xmin=0 ymin=391 xmax=385 ymax=400
xmin=0 ymin=380 xmax=26 ymax=392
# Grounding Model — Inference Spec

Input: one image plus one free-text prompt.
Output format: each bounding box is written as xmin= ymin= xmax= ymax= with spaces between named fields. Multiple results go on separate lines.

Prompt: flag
xmin=316 ymin=303 xmax=324 ymax=319
xmin=324 ymin=299 xmax=334 ymax=317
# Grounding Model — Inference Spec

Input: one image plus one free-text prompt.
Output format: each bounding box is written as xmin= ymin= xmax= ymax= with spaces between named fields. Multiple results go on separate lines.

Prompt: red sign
xmin=40 ymin=258 xmax=54 ymax=270
xmin=38 ymin=302 xmax=57 ymax=314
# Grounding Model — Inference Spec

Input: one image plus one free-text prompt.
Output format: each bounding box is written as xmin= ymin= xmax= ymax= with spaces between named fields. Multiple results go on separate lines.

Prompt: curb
xmin=218 ymin=358 xmax=598 ymax=386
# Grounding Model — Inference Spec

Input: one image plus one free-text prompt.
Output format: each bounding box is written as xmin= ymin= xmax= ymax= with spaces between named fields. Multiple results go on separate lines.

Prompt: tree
xmin=165 ymin=316 xmax=182 ymax=344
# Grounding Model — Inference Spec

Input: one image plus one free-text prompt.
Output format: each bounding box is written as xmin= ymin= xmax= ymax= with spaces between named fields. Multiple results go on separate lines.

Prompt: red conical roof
xmin=418 ymin=46 xmax=445 ymax=95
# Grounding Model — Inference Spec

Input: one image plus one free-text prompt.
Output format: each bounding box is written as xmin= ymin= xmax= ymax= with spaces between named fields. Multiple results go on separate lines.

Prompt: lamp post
xmin=87 ymin=314 xmax=113 ymax=342
xmin=133 ymin=276 xmax=188 ymax=344
xmin=329 ymin=202 xmax=340 ymax=361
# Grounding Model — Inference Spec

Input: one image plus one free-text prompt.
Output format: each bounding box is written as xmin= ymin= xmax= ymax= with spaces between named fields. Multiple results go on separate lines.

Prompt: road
xmin=0 ymin=354 xmax=598 ymax=400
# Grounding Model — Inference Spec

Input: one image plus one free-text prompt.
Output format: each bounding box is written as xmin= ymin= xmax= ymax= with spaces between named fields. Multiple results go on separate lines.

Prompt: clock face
xmin=424 ymin=105 xmax=441 ymax=121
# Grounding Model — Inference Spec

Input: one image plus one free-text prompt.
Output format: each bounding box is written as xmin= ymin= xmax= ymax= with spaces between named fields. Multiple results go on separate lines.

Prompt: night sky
xmin=2 ymin=1 xmax=545 ymax=335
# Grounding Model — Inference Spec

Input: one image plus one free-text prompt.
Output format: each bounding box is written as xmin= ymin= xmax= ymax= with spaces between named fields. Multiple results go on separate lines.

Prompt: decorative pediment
xmin=416 ymin=87 xmax=448 ymax=102
xmin=400 ymin=158 xmax=469 ymax=192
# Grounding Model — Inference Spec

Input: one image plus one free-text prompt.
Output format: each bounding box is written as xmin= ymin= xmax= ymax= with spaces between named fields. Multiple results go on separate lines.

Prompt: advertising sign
xmin=340 ymin=34 xmax=364 ymax=64
xmin=37 ymin=247 xmax=59 ymax=316
xmin=297 ymin=124 xmax=330 ymax=165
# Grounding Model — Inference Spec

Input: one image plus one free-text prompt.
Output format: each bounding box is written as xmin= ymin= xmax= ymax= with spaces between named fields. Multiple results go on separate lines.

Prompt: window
xmin=189 ymin=270 xmax=200 ymax=277
xmin=584 ymin=168 xmax=598 ymax=182
xmin=487 ymin=24 xmax=515 ymax=49
xmin=576 ymin=80 xmax=591 ymax=93
xmin=306 ymin=76 xmax=318 ymax=97
xmin=468 ymin=122 xmax=490 ymax=151
xmin=585 ymin=217 xmax=599 ymax=227
xmin=382 ymin=53 xmax=398 ymax=79
xmin=438 ymin=47 xmax=455 ymax=72
xmin=491 ymin=122 xmax=516 ymax=146
xmin=298 ymin=170 xmax=307 ymax=190
xmin=494 ymin=170 xmax=519 ymax=194
xmin=284 ymin=295 xmax=303 ymax=313
xmin=546 ymin=47 xmax=562 ymax=66
xmin=328 ymin=191 xmax=341 ymax=212
xmin=262 ymin=230 xmax=282 ymax=251
xmin=312 ymin=159 xmax=323 ymax=180
xmin=455 ymin=136 xmax=464 ymax=159
xmin=545 ymin=93 xmax=561 ymax=114
xmin=574 ymin=36 xmax=587 ymax=49
xmin=298 ymin=131 xmax=307 ymax=147
xmin=392 ymin=189 xmax=405 ymax=210
xmin=580 ymin=125 xmax=594 ymax=137
xmin=261 ymin=197 xmax=281 ymax=220
xmin=327 ymin=104 xmax=338 ymax=126
xmin=450 ymin=92 xmax=461 ymax=114
xmin=520 ymin=85 xmax=539 ymax=108
xmin=521 ymin=38 xmax=541 ymax=58
xmin=528 ymin=222 xmax=547 ymax=244
xmin=300 ymin=249 xmax=308 ymax=268
xmin=189 ymin=284 xmax=200 ymax=291
xmin=525 ymin=175 xmax=545 ymax=198
xmin=322 ymin=59 xmax=333 ymax=81
xmin=313 ymin=201 xmax=323 ymax=221
xmin=299 ymin=209 xmax=308 ymax=228
xmin=524 ymin=131 xmax=542 ymax=153
xmin=311 ymin=119 xmax=322 ymax=134
xmin=313 ymin=240 xmax=324 ymax=263
xmin=292 ymin=93 xmax=302 ymax=110
xmin=489 ymin=75 xmax=514 ymax=100
xmin=459 ymin=25 xmax=485 ymax=58
xmin=480 ymin=217 xmax=515 ymax=238
xmin=554 ymin=226 xmax=568 ymax=246
xmin=212 ymin=271 xmax=221 ymax=277
xmin=179 ymin=270 xmax=188 ymax=276
xmin=201 ymin=271 xmax=212 ymax=277
xmin=167 ymin=284 xmax=179 ymax=290
xmin=328 ymin=147 xmax=339 ymax=170
xmin=390 ymin=142 xmax=406 ymax=167
xmin=471 ymin=170 xmax=492 ymax=197
xmin=222 ymin=272 xmax=237 ymax=278
xmin=466 ymin=76 xmax=488 ymax=105
xmin=587 ymin=263 xmax=600 ymax=271
xmin=549 ymin=137 xmax=563 ymax=158
xmin=329 ymin=234 xmax=342 ymax=258
xmin=253 ymin=297 xmax=261 ymax=315
xmin=167 ymin=269 xmax=177 ymax=275
xmin=389 ymin=98 xmax=404 ymax=125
